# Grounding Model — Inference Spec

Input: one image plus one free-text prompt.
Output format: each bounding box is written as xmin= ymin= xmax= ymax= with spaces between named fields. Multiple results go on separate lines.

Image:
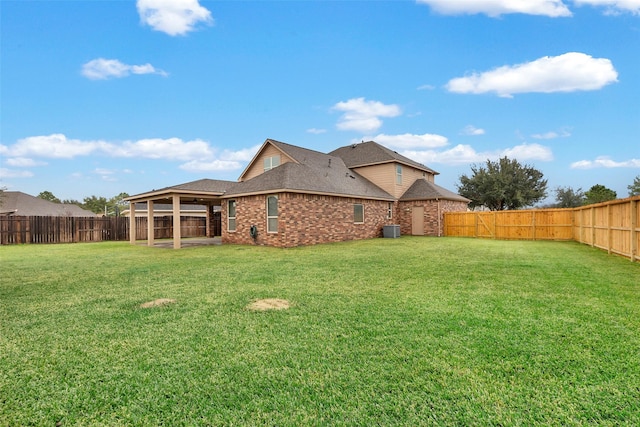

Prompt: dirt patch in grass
xmin=140 ymin=298 xmax=176 ymax=309
xmin=247 ymin=298 xmax=291 ymax=311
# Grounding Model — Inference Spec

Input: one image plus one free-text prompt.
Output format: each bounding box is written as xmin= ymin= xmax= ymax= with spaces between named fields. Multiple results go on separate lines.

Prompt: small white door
xmin=412 ymin=206 xmax=424 ymax=236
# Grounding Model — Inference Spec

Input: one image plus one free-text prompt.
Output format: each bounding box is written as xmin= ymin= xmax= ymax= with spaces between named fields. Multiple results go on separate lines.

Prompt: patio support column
xmin=205 ymin=203 xmax=211 ymax=237
xmin=147 ymin=201 xmax=155 ymax=247
xmin=173 ymin=194 xmax=181 ymax=249
xmin=129 ymin=202 xmax=136 ymax=244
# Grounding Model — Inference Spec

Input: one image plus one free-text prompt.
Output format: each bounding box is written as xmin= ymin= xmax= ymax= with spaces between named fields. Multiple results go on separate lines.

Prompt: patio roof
xmin=125 ymin=178 xmax=237 ymax=204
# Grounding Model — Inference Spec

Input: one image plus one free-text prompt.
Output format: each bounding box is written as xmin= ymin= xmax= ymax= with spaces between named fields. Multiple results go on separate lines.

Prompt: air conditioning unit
xmin=383 ymin=225 xmax=400 ymax=238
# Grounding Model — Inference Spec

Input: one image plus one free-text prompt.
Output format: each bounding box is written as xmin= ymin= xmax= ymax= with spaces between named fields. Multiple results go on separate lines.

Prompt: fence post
xmin=607 ymin=203 xmax=612 ymax=255
xmin=590 ymin=206 xmax=596 ymax=247
xmin=532 ymin=210 xmax=537 ymax=241
xmin=474 ymin=212 xmax=478 ymax=238
xmin=632 ymin=198 xmax=638 ymax=262
xmin=493 ymin=212 xmax=496 ymax=239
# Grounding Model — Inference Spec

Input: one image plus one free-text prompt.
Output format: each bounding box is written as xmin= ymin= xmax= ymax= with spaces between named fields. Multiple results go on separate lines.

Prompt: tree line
xmin=36 ymin=191 xmax=130 ymax=216
xmin=457 ymin=157 xmax=640 ymax=211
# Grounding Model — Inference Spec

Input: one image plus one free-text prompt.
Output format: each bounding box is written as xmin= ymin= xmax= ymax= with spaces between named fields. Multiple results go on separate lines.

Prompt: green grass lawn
xmin=1 ymin=237 xmax=639 ymax=426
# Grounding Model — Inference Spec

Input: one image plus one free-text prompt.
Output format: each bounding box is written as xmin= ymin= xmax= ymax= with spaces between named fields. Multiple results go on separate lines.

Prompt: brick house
xmin=126 ymin=139 xmax=469 ymax=248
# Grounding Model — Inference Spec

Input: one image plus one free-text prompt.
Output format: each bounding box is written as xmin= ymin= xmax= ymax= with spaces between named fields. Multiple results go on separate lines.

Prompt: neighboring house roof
xmin=400 ymin=179 xmax=471 ymax=203
xmin=0 ymin=191 xmax=97 ymax=216
xmin=127 ymin=178 xmax=237 ymax=202
xmin=225 ymin=142 xmax=394 ymax=200
xmin=329 ymin=141 xmax=439 ymax=175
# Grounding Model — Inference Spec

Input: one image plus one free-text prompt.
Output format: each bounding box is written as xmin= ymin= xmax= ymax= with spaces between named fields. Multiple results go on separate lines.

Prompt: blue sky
xmin=1 ymin=0 xmax=639 ymax=203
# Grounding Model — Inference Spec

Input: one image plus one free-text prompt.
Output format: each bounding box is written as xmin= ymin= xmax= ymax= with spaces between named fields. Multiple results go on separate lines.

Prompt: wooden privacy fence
xmin=0 ymin=216 xmax=207 ymax=245
xmin=444 ymin=196 xmax=640 ymax=262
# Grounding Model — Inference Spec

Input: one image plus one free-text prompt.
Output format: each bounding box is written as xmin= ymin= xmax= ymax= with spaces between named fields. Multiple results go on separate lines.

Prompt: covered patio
xmin=125 ymin=179 xmax=235 ymax=249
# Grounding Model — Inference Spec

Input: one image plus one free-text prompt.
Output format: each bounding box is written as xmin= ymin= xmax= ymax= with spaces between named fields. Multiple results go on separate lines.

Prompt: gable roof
xmin=127 ymin=178 xmax=237 ymax=202
xmin=237 ymin=138 xmax=335 ymax=182
xmin=329 ymin=141 xmax=439 ymax=175
xmin=225 ymin=148 xmax=394 ymax=200
xmin=0 ymin=191 xmax=97 ymax=216
xmin=400 ymin=179 xmax=470 ymax=203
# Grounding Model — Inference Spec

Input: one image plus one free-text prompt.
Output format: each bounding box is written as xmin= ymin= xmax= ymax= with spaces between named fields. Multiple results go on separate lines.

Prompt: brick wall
xmin=222 ymin=193 xmax=393 ymax=247
xmin=398 ymin=199 xmax=468 ymax=236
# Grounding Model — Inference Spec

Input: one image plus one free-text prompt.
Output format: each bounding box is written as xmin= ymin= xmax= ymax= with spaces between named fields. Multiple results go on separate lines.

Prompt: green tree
xmin=554 ymin=186 xmax=585 ymax=208
xmin=628 ymin=175 xmax=640 ymax=197
xmin=108 ymin=192 xmax=130 ymax=216
xmin=583 ymin=184 xmax=617 ymax=205
xmin=62 ymin=199 xmax=83 ymax=206
xmin=82 ymin=195 xmax=109 ymax=214
xmin=457 ymin=157 xmax=548 ymax=210
xmin=38 ymin=191 xmax=61 ymax=203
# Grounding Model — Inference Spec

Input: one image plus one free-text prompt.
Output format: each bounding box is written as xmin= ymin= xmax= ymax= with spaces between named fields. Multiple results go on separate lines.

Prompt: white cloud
xmin=9 ymin=134 xmax=112 ymax=158
xmin=4 ymin=157 xmax=47 ymax=167
xmin=0 ymin=168 xmax=34 ymax=179
xmin=94 ymin=168 xmax=118 ymax=182
xmin=94 ymin=168 xmax=116 ymax=175
xmin=179 ymin=160 xmax=242 ymax=172
xmin=461 ymin=125 xmax=486 ymax=136
xmin=417 ymin=0 xmax=572 ymax=17
xmin=571 ymin=156 xmax=640 ymax=169
xmin=572 ymin=0 xmax=640 ymax=14
xmin=332 ymin=98 xmax=402 ymax=133
xmin=401 ymin=143 xmax=553 ymax=165
xmin=137 ymin=0 xmax=213 ymax=36
xmin=220 ymin=145 xmax=262 ymax=162
xmin=82 ymin=58 xmax=168 ymax=80
xmin=447 ymin=52 xmax=618 ymax=97
xmin=3 ymin=134 xmax=256 ymax=174
xmin=367 ymin=133 xmax=449 ymax=149
xmin=112 ymin=138 xmax=213 ymax=161
xmin=531 ymin=129 xmax=571 ymax=139
xmin=417 ymin=84 xmax=436 ymax=90
xmin=502 ymin=143 xmax=554 ymax=160
xmin=307 ymin=128 xmax=327 ymax=134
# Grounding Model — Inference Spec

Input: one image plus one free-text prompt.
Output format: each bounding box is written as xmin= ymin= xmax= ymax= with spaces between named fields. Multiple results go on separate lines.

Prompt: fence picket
xmin=0 ymin=216 xmax=207 ymax=245
xmin=444 ymin=196 xmax=640 ymax=262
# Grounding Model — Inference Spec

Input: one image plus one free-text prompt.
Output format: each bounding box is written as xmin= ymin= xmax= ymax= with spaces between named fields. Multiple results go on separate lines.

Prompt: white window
xmin=263 ymin=155 xmax=280 ymax=172
xmin=267 ymin=195 xmax=278 ymax=233
xmin=387 ymin=202 xmax=393 ymax=220
xmin=354 ymin=204 xmax=364 ymax=224
xmin=228 ymin=200 xmax=236 ymax=232
xmin=396 ymin=164 xmax=402 ymax=185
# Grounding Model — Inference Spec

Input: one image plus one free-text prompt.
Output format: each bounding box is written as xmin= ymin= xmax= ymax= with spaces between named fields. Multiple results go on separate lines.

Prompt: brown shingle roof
xmin=127 ymin=178 xmax=238 ymax=200
xmin=400 ymin=179 xmax=470 ymax=202
xmin=0 ymin=192 xmax=97 ymax=216
xmin=225 ymin=151 xmax=393 ymax=200
xmin=169 ymin=178 xmax=237 ymax=193
xmin=329 ymin=141 xmax=439 ymax=175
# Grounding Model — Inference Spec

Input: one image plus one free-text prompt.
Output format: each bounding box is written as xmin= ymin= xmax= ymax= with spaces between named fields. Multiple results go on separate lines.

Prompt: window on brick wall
xmin=387 ymin=202 xmax=393 ymax=219
xmin=267 ymin=195 xmax=278 ymax=233
xmin=354 ymin=204 xmax=364 ymax=224
xmin=263 ymin=155 xmax=280 ymax=172
xmin=228 ymin=200 xmax=236 ymax=232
